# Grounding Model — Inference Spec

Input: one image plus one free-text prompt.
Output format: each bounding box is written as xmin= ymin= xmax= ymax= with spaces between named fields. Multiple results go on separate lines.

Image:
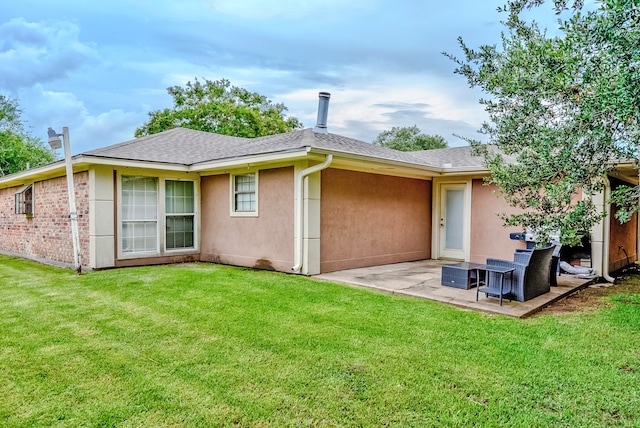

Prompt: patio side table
xmin=476 ymin=265 xmax=515 ymax=306
xmin=441 ymin=262 xmax=486 ymax=289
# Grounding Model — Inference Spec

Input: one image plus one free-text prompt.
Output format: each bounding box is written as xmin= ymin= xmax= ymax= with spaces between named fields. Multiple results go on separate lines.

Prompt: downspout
xmin=602 ymin=176 xmax=615 ymax=282
xmin=292 ymin=154 xmax=333 ymax=273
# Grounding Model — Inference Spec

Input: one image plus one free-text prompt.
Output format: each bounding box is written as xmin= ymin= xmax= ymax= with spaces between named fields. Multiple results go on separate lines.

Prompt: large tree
xmin=447 ymin=0 xmax=639 ymax=246
xmin=135 ymin=78 xmax=303 ymax=138
xmin=372 ymin=126 xmax=448 ymax=151
xmin=0 ymin=95 xmax=55 ymax=176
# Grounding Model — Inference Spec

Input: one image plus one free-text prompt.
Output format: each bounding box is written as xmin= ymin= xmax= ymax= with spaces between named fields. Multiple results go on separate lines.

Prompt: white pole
xmin=62 ymin=127 xmax=81 ymax=273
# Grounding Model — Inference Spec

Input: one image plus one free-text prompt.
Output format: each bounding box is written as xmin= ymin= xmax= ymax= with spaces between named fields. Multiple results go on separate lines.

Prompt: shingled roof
xmin=411 ymin=146 xmax=486 ymax=169
xmin=79 ymin=126 xmax=500 ymax=176
xmin=84 ymin=127 xmax=450 ymax=168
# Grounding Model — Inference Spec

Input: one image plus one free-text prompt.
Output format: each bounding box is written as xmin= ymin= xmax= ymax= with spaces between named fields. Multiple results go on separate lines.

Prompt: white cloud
xmin=18 ymin=85 xmax=144 ymax=153
xmin=2 ymin=0 xmax=540 ymax=152
xmin=0 ymin=18 xmax=96 ymax=90
xmin=279 ymin=73 xmax=488 ymax=145
xmin=75 ymin=109 xmax=143 ymax=151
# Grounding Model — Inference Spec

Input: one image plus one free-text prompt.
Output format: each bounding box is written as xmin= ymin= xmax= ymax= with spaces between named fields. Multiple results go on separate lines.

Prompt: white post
xmin=62 ymin=127 xmax=81 ymax=273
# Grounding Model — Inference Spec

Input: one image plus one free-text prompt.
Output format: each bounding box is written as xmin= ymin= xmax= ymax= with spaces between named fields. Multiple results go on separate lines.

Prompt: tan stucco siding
xmin=609 ymin=178 xmax=638 ymax=272
xmin=320 ymin=168 xmax=431 ymax=273
xmin=89 ymin=166 xmax=115 ymax=269
xmin=470 ymin=179 xmax=524 ymax=263
xmin=199 ymin=166 xmax=294 ymax=271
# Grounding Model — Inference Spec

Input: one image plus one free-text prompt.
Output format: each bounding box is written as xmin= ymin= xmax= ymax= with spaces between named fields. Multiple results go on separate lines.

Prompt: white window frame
xmin=164 ymin=179 xmax=197 ymax=252
xmin=117 ymin=173 xmax=199 ymax=260
xmin=119 ymin=175 xmax=160 ymax=256
xmin=432 ymin=178 xmax=472 ymax=262
xmin=15 ymin=184 xmax=34 ymax=216
xmin=230 ymin=171 xmax=259 ymax=217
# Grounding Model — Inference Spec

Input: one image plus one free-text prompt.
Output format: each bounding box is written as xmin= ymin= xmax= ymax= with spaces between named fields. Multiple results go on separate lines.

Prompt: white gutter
xmin=191 ymin=149 xmax=310 ymax=172
xmin=292 ymin=154 xmax=333 ymax=273
xmin=602 ymin=177 xmax=615 ymax=282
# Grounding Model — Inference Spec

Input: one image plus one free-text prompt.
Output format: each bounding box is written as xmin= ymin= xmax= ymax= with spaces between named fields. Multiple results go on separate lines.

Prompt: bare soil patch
xmin=540 ymin=276 xmax=640 ymax=315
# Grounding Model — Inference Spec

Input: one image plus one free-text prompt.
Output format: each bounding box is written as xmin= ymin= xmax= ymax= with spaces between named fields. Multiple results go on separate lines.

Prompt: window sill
xmin=230 ymin=211 xmax=259 ymax=218
xmin=119 ymin=249 xmax=200 ymax=260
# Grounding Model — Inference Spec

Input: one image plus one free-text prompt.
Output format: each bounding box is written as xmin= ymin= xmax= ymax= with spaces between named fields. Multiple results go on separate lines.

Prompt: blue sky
xmin=1 ymin=0 xmax=567 ymax=154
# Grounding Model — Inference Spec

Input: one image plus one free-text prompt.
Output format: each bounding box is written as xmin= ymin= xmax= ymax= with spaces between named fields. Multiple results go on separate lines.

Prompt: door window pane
xmin=445 ymin=189 xmax=464 ymax=250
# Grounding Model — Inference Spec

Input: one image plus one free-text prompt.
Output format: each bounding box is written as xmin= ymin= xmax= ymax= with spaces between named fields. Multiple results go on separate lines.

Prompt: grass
xmin=1 ymin=255 xmax=639 ymax=427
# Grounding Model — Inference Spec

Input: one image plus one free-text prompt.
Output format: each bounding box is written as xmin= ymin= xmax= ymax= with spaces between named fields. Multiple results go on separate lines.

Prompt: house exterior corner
xmin=0 ymin=171 xmax=90 ymax=269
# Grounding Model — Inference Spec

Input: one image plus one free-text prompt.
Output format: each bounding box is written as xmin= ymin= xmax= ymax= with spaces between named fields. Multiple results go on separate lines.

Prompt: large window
xmin=121 ymin=176 xmax=158 ymax=253
xmin=120 ymin=175 xmax=197 ymax=257
xmin=15 ymin=184 xmax=33 ymax=215
xmin=165 ymin=180 xmax=195 ymax=249
xmin=232 ymin=173 xmax=257 ymax=214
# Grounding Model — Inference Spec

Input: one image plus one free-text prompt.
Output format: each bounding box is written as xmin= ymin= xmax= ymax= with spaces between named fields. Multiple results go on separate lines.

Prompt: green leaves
xmin=135 ymin=78 xmax=303 ymax=138
xmin=372 ymin=126 xmax=448 ymax=151
xmin=449 ymin=0 xmax=640 ymax=245
xmin=0 ymin=96 xmax=55 ymax=176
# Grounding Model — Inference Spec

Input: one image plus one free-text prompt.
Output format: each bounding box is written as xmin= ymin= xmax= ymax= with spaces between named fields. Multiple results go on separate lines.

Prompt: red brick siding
xmin=0 ymin=172 xmax=90 ymax=266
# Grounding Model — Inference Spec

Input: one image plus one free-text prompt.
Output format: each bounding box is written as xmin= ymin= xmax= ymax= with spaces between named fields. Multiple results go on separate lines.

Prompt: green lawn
xmin=1 ymin=255 xmax=639 ymax=427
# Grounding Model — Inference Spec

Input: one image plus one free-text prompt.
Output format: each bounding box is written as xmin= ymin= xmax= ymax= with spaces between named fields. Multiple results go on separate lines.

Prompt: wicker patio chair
xmin=485 ymin=245 xmax=555 ymax=302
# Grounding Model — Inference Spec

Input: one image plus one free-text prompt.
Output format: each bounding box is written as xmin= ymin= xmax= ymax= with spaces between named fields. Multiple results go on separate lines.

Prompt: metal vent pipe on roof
xmin=313 ymin=91 xmax=331 ymax=133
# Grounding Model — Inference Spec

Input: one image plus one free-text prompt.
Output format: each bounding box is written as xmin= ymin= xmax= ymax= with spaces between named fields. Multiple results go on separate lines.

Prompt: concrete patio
xmin=315 ymin=259 xmax=595 ymax=318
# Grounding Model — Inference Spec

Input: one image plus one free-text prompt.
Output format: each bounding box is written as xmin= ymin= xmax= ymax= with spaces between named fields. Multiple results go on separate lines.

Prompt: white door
xmin=439 ymin=184 xmax=466 ymax=259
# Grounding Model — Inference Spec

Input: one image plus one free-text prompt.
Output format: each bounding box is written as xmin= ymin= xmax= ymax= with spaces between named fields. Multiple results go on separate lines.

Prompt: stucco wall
xmin=89 ymin=166 xmax=116 ymax=269
xmin=609 ymin=178 xmax=638 ymax=272
xmin=0 ymin=172 xmax=90 ymax=267
xmin=470 ymin=179 xmax=525 ymax=263
xmin=199 ymin=166 xmax=294 ymax=271
xmin=320 ymin=168 xmax=431 ymax=273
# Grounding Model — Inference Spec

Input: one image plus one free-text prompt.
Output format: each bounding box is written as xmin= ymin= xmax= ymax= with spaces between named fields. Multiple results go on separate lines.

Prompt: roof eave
xmin=0 ymin=146 xmax=493 ymax=190
xmin=306 ymin=147 xmax=443 ymax=177
xmin=190 ymin=148 xmax=312 ymax=172
xmin=75 ymin=155 xmax=190 ymax=172
xmin=440 ymin=166 xmax=490 ymax=175
xmin=0 ymin=155 xmax=191 ymax=189
xmin=0 ymin=160 xmax=67 ymax=188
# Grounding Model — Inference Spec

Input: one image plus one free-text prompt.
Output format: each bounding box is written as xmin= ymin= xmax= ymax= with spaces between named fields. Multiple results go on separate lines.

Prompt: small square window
xmin=232 ymin=173 xmax=258 ymax=215
xmin=15 ymin=184 xmax=33 ymax=215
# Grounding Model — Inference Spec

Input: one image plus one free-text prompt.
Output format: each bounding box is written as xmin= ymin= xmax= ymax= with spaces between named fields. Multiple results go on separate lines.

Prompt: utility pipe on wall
xmin=292 ymin=154 xmax=333 ymax=273
xmin=602 ymin=177 xmax=615 ymax=282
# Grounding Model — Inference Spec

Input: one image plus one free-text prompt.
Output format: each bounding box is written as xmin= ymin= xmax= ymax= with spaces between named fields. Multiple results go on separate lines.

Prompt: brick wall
xmin=0 ymin=172 xmax=90 ymax=267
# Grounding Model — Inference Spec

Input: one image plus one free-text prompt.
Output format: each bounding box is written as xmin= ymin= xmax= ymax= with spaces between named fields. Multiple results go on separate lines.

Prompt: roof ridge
xmin=301 ymin=128 xmax=317 ymax=147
